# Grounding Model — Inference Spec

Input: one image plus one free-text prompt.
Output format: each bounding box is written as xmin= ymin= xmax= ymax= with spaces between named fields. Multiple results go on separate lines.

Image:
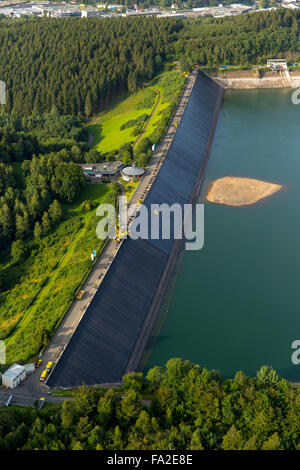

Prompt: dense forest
xmin=0 ymin=11 xmax=299 ymax=117
xmin=0 ymin=8 xmax=299 ymax=257
xmin=0 ymin=359 xmax=299 ymax=450
xmin=0 ymin=17 xmax=180 ymax=116
xmin=0 ymin=154 xmax=85 ymax=251
xmin=0 ymin=16 xmax=182 ymax=251
xmin=179 ymin=9 xmax=300 ymax=66
xmin=0 ymin=12 xmax=299 ymax=451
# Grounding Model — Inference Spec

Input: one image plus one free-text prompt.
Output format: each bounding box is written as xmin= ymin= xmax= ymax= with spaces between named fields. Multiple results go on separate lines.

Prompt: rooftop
xmin=3 ymin=363 xmax=26 ymax=380
xmin=121 ymin=166 xmax=145 ymax=177
xmin=82 ymin=161 xmax=124 ymax=172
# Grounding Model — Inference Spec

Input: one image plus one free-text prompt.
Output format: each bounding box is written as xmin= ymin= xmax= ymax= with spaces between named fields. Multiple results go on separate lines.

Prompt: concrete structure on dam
xmin=47 ymin=71 xmax=224 ymax=388
xmin=214 ymin=68 xmax=300 ymax=89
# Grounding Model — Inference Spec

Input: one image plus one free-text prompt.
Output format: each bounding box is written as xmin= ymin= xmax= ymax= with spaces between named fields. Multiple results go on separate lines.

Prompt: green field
xmin=140 ymin=71 xmax=185 ymax=141
xmin=87 ymin=70 xmax=186 ymax=155
xmin=0 ymin=183 xmax=117 ymax=364
xmin=88 ymin=88 xmax=158 ymax=154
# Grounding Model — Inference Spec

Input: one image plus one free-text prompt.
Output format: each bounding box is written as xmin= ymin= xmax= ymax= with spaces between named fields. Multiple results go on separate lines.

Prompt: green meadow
xmin=87 ymin=70 xmax=185 ymax=155
xmin=88 ymin=88 xmax=158 ymax=153
xmin=0 ymin=184 xmax=117 ymax=365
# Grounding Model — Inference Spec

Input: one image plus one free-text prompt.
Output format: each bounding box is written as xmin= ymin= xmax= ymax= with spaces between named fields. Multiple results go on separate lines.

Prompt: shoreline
xmin=126 ymin=75 xmax=225 ymax=377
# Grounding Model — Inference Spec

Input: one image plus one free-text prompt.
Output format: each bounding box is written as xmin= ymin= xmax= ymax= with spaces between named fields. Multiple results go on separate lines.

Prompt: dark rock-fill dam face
xmin=48 ymin=71 xmax=224 ymax=388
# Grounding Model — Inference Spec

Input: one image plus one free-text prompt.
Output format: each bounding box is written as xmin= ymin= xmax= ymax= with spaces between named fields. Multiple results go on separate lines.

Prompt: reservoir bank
xmin=213 ymin=70 xmax=300 ymax=89
xmin=145 ymin=87 xmax=300 ymax=382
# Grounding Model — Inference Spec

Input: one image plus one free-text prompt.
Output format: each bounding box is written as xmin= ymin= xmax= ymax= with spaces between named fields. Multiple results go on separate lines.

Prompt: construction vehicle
xmin=76 ymin=290 xmax=85 ymax=300
xmin=35 ymin=358 xmax=42 ymax=368
xmin=40 ymin=370 xmax=47 ymax=382
xmin=46 ymin=361 xmax=53 ymax=372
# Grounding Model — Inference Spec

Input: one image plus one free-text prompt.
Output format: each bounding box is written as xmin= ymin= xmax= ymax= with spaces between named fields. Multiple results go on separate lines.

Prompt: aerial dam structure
xmin=47 ymin=70 xmax=224 ymax=388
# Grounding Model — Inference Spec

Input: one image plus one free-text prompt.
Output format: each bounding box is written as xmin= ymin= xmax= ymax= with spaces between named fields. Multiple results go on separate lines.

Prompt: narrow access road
xmin=133 ymin=86 xmax=161 ymax=149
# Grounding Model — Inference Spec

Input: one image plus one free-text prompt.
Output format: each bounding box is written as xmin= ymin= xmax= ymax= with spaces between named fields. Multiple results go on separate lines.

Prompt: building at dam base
xmin=48 ymin=71 xmax=223 ymax=388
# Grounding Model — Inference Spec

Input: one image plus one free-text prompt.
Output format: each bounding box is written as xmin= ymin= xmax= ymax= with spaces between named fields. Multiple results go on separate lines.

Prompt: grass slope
xmin=0 ymin=184 xmax=116 ymax=364
xmin=87 ymin=70 xmax=185 ymax=155
xmin=88 ymin=87 xmax=157 ymax=154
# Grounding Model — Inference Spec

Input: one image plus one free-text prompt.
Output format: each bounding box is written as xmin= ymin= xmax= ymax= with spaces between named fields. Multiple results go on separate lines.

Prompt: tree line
xmin=1 ymin=10 xmax=300 ymax=251
xmin=0 ymin=153 xmax=85 ymax=252
xmin=179 ymin=9 xmax=300 ymax=67
xmin=55 ymin=0 xmax=254 ymax=10
xmin=0 ymin=16 xmax=182 ymax=117
xmin=0 ymin=358 xmax=299 ymax=450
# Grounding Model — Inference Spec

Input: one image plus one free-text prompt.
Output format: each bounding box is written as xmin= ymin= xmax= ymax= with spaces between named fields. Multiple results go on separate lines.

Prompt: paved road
xmin=8 ymin=389 xmax=152 ymax=409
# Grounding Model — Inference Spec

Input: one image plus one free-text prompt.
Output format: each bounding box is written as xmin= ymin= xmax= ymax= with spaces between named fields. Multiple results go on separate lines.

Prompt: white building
xmin=81 ymin=10 xmax=100 ymax=17
xmin=282 ymin=1 xmax=299 ymax=8
xmin=23 ymin=363 xmax=35 ymax=375
xmin=98 ymin=3 xmax=123 ymax=8
xmin=2 ymin=363 xmax=26 ymax=389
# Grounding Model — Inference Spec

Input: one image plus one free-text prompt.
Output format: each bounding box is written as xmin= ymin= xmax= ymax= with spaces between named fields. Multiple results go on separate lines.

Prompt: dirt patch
xmin=206 ymin=176 xmax=282 ymax=206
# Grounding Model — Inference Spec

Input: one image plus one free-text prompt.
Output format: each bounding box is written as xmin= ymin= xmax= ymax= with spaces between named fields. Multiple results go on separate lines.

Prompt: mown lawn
xmin=87 ymin=69 xmax=186 ymax=155
xmin=141 ymin=71 xmax=185 ymax=140
xmin=88 ymin=87 xmax=158 ymax=154
xmin=0 ymin=183 xmax=117 ymax=364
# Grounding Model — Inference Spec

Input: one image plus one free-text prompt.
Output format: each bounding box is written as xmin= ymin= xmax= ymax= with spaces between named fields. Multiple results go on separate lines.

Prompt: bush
xmin=137 ymin=88 xmax=157 ymax=110
xmin=81 ymin=200 xmax=96 ymax=212
xmin=11 ymin=240 xmax=27 ymax=263
xmin=134 ymin=137 xmax=152 ymax=158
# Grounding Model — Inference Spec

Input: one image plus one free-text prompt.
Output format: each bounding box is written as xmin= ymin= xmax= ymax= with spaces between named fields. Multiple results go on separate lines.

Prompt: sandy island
xmin=206 ymin=177 xmax=282 ymax=206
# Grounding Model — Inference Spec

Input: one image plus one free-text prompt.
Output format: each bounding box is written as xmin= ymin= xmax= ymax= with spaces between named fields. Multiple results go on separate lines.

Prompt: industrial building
xmin=0 ymin=1 xmax=256 ymax=19
xmin=1 ymin=362 xmax=35 ymax=389
xmin=2 ymin=364 xmax=26 ymax=389
xmin=51 ymin=7 xmax=81 ymax=17
xmin=81 ymin=9 xmax=100 ymax=17
xmin=81 ymin=161 xmax=125 ymax=179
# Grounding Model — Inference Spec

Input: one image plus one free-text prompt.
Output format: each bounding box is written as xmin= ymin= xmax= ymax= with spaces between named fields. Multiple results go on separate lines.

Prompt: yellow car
xmin=76 ymin=290 xmax=85 ymax=300
xmin=40 ymin=370 xmax=47 ymax=382
xmin=46 ymin=361 xmax=53 ymax=372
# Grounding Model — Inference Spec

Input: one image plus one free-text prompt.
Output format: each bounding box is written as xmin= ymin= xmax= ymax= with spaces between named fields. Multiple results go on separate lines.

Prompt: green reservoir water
xmin=145 ymin=88 xmax=300 ymax=381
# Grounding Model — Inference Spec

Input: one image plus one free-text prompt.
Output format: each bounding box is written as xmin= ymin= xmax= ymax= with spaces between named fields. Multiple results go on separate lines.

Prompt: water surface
xmin=145 ymin=88 xmax=300 ymax=381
